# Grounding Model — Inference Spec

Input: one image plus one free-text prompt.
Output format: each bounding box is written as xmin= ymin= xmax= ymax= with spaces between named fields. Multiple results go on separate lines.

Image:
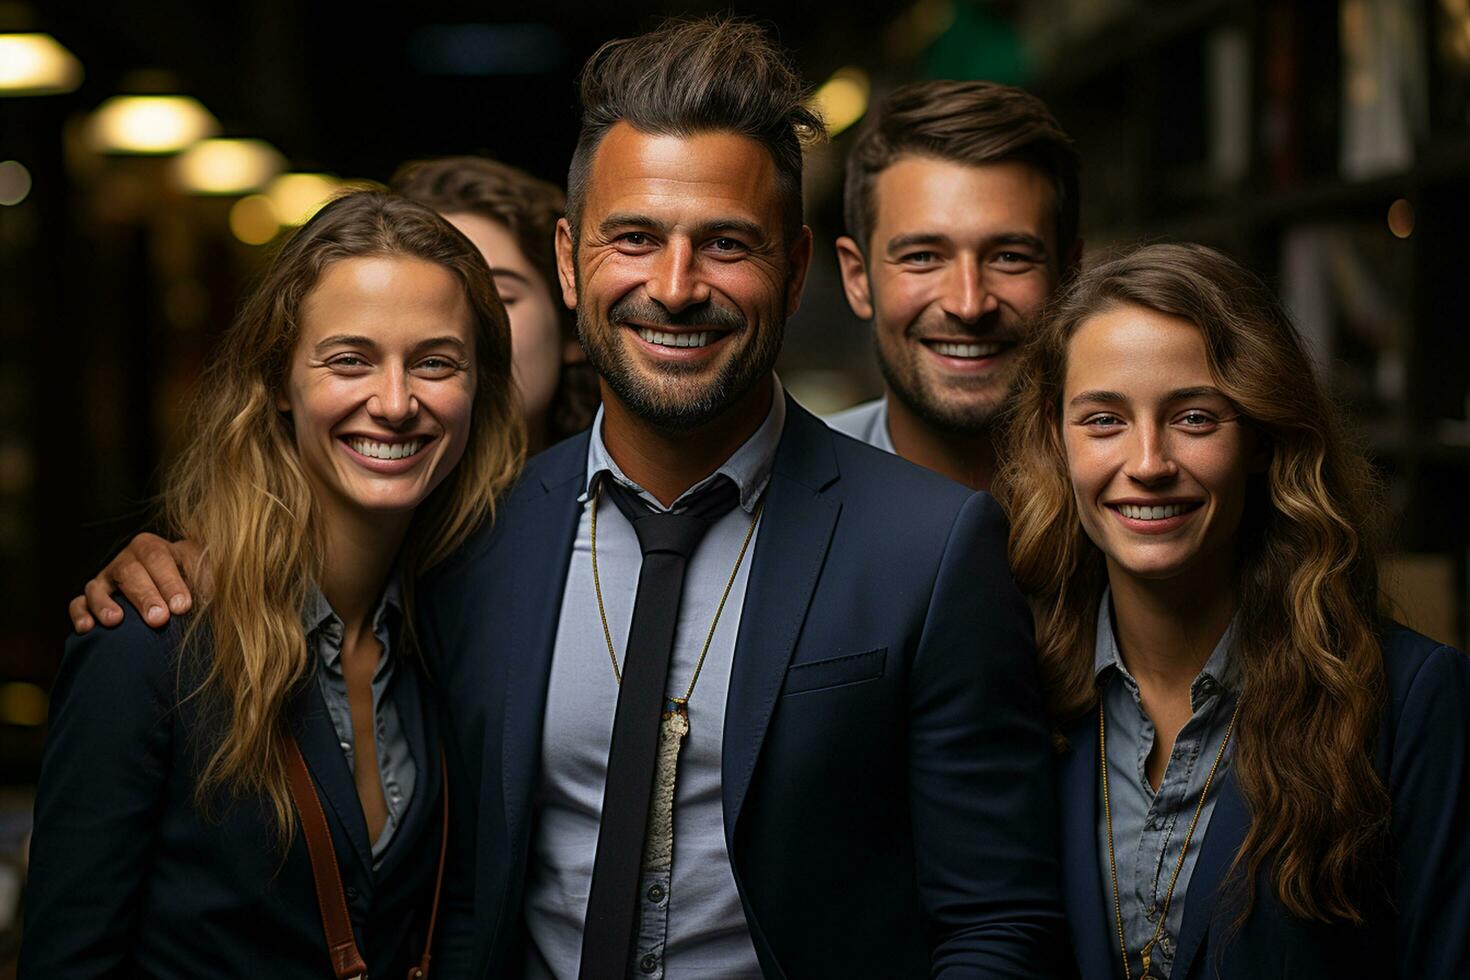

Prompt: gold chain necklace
xmin=589 ymin=478 xmax=763 ymax=702
xmin=1100 ymin=694 xmax=1241 ymax=980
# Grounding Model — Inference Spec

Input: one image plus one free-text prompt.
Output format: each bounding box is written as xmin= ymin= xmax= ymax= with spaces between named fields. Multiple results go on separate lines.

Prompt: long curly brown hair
xmin=994 ymin=242 xmax=1390 ymax=923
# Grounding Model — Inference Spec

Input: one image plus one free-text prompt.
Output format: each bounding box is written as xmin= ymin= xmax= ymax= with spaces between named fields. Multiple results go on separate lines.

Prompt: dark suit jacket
xmin=1057 ymin=624 xmax=1470 ymax=979
xmin=21 ymin=602 xmax=445 ymax=979
xmin=419 ymin=397 xmax=1066 ymax=978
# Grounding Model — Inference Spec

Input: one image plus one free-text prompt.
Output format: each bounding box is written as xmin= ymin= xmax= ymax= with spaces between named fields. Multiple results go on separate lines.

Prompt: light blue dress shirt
xmin=824 ymin=396 xmax=895 ymax=455
xmin=523 ymin=380 xmax=785 ymax=979
xmin=1094 ymin=589 xmax=1239 ymax=979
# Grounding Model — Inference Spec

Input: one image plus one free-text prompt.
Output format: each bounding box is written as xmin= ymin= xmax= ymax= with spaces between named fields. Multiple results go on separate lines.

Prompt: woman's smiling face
xmin=276 ymin=254 xmax=477 ymax=525
xmin=1062 ymin=302 xmax=1256 ymax=588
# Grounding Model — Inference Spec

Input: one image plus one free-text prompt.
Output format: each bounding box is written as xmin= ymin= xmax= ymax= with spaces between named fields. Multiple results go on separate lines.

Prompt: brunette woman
xmin=393 ymin=155 xmax=599 ymax=451
xmin=22 ymin=192 xmax=522 ymax=978
xmin=995 ymin=243 xmax=1470 ymax=979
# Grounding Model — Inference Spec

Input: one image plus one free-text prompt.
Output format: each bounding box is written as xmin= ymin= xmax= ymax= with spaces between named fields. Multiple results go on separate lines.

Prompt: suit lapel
xmin=374 ymin=657 xmax=441 ymax=880
xmin=500 ymin=443 xmax=586 ymax=850
xmin=1059 ymin=717 xmax=1118 ymax=980
xmin=722 ymin=402 xmax=840 ymax=835
xmin=1171 ymin=769 xmax=1249 ymax=979
xmin=291 ymin=676 xmax=375 ymax=879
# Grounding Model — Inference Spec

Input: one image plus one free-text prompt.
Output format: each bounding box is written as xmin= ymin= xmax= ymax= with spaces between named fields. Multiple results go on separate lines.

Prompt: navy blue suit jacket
xmin=21 ymin=603 xmax=445 ymax=979
xmin=419 ymin=397 xmax=1066 ymax=978
xmin=1057 ymin=625 xmax=1470 ymax=979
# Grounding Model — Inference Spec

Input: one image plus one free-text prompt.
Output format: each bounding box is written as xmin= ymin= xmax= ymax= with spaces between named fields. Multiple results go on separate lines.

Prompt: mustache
xmin=904 ymin=311 xmax=1021 ymax=343
xmin=608 ymin=296 xmax=746 ymax=332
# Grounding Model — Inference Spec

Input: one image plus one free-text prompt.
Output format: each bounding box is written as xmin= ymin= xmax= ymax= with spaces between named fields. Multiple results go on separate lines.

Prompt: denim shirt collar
xmin=1093 ymin=586 xmax=1239 ymax=711
xmin=303 ymin=574 xmax=403 ymax=676
xmin=578 ymin=374 xmax=786 ymax=514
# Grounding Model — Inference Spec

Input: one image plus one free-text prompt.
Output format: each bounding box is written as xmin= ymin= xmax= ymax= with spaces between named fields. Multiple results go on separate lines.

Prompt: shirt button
xmin=345 ymin=885 xmax=359 ymax=901
xmin=639 ymin=953 xmax=658 ymax=974
xmin=646 ymin=884 xmax=665 ymax=903
xmin=339 ymin=741 xmax=351 ymax=752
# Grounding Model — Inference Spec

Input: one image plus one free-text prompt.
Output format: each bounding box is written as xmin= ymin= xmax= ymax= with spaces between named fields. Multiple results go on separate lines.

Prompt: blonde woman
xmin=995 ymin=242 xmax=1470 ymax=979
xmin=22 ymin=192 xmax=522 ymax=978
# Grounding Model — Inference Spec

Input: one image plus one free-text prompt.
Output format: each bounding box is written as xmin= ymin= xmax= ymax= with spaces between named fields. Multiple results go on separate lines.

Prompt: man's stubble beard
xmin=875 ymin=327 xmax=1014 ymax=437
xmin=575 ymin=287 xmax=785 ymax=434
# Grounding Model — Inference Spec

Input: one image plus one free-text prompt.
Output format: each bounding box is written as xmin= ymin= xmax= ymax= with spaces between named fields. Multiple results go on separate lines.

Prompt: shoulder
xmin=823 ymin=398 xmax=884 ymax=440
xmin=827 ymin=427 xmax=977 ymax=522
xmin=52 ymin=599 xmax=189 ymax=718
xmin=1377 ymin=623 xmax=1470 ymax=768
xmin=1379 ymin=624 xmax=1469 ymax=705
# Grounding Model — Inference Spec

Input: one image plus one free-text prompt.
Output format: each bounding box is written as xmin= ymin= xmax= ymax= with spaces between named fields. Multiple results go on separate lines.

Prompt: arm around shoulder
xmin=907 ymin=492 xmax=1067 ymax=978
xmin=1386 ymin=638 xmax=1470 ymax=979
xmin=20 ymin=605 xmax=179 ymax=978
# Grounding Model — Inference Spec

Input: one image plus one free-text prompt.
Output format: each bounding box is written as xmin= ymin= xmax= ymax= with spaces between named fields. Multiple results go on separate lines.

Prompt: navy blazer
xmin=418 ymin=397 xmax=1067 ymax=978
xmin=21 ymin=602 xmax=446 ymax=979
xmin=1057 ymin=624 xmax=1470 ymax=979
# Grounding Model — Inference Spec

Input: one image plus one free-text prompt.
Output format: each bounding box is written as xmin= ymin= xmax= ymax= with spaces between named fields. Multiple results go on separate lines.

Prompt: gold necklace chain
xmin=1101 ymin=694 xmax=1241 ymax=980
xmin=590 ymin=479 xmax=764 ymax=702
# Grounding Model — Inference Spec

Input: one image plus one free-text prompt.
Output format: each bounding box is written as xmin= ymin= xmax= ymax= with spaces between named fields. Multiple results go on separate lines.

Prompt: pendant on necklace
xmin=641 ymin=699 xmax=689 ymax=874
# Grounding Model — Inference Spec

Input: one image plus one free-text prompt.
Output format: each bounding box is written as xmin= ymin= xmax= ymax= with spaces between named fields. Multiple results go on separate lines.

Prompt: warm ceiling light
xmin=0 ymin=160 xmax=32 ymax=206
xmin=229 ymin=193 xmax=281 ymax=245
xmin=813 ymin=67 xmax=870 ymax=138
xmin=0 ymin=33 xmax=83 ymax=95
xmin=174 ymin=138 xmax=286 ymax=195
xmin=267 ymin=172 xmax=340 ymax=225
xmin=87 ymin=95 xmax=220 ymax=154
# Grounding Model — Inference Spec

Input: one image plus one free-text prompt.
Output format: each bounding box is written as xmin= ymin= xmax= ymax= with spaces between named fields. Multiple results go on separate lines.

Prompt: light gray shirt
xmin=1094 ymin=590 xmax=1239 ymax=979
xmin=824 ymin=397 xmax=895 ymax=455
xmin=306 ymin=579 xmax=415 ymax=863
xmin=524 ymin=380 xmax=786 ymax=980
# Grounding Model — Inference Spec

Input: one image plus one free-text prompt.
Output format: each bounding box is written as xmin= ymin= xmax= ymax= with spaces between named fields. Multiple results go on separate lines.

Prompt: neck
xmin=317 ymin=503 xmax=409 ymax=637
xmin=599 ymin=374 xmax=774 ymax=507
xmin=526 ymin=413 xmax=550 ymax=456
xmin=1107 ymin=561 xmax=1236 ymax=698
xmin=884 ymin=393 xmax=997 ymax=491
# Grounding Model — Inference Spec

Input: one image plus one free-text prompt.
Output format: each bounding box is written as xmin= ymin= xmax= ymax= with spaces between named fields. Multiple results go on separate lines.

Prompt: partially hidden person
xmin=994 ymin=242 xmax=1470 ymax=980
xmin=23 ymin=192 xmax=523 ymax=978
xmin=394 ymin=155 xmax=599 ymax=451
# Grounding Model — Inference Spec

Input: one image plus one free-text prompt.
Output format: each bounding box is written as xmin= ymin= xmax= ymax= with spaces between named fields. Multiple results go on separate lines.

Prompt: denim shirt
xmin=1094 ymin=590 xmax=1239 ymax=978
xmin=306 ymin=579 xmax=416 ymax=865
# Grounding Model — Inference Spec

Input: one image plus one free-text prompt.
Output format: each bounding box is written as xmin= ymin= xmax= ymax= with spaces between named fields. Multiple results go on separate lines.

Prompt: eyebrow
xmin=1067 ymin=385 xmax=1229 ymax=408
xmin=599 ymin=212 xmax=766 ymax=242
xmin=313 ymin=335 xmax=470 ymax=355
xmin=884 ymin=231 xmax=1050 ymax=256
xmin=491 ymin=268 xmax=534 ymax=287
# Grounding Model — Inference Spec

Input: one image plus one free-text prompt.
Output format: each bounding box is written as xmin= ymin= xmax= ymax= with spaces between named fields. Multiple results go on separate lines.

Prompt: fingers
xmin=69 ymin=594 xmax=96 ymax=634
xmin=173 ymin=539 xmax=209 ymax=602
xmin=82 ymin=575 xmax=126 ymax=629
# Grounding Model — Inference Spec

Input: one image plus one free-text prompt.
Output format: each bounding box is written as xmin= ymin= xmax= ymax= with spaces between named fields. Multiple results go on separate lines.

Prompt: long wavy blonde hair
xmin=995 ymin=243 xmax=1389 ymax=923
xmin=164 ymin=191 xmax=524 ymax=840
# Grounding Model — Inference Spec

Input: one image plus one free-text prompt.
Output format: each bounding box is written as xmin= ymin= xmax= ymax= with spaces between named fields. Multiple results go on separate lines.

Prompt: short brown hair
xmin=392 ymin=156 xmax=599 ymax=442
xmin=844 ymin=80 xmax=1080 ymax=259
xmin=566 ymin=15 xmax=824 ymax=243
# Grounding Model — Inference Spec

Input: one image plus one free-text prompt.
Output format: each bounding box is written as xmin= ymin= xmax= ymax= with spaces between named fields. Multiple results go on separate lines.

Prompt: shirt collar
xmin=578 ymin=374 xmax=786 ymax=514
xmin=1093 ymin=586 xmax=1239 ymax=710
xmin=872 ymin=398 xmax=897 ymax=455
xmin=304 ymin=574 xmax=404 ymax=670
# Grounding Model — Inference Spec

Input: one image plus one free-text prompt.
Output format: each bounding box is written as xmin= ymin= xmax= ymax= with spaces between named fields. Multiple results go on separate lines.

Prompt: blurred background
xmin=2 ymin=0 xmax=1468 ymax=966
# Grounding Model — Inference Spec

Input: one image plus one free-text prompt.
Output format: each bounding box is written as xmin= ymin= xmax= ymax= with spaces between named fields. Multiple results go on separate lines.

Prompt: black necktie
xmin=578 ymin=474 xmax=742 ymax=979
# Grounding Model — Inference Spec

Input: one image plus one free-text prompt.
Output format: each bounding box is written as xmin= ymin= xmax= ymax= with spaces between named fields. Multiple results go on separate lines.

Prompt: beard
xmin=577 ymin=291 xmax=784 ymax=433
xmin=875 ymin=311 xmax=1022 ymax=436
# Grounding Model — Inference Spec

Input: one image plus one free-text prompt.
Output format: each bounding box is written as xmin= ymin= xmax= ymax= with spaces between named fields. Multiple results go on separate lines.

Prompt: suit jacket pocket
xmin=782 ymin=648 xmax=887 ymax=697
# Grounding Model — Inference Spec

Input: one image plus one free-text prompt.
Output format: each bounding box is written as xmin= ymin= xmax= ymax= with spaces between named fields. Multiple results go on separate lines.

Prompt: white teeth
xmin=1118 ymin=503 xmax=1192 ymax=520
xmin=930 ymin=341 xmax=1003 ymax=358
xmin=349 ymin=437 xmax=424 ymax=460
xmin=636 ymin=328 xmax=715 ymax=349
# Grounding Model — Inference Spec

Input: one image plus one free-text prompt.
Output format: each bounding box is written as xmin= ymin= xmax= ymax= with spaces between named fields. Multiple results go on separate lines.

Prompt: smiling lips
xmin=1107 ymin=500 xmax=1203 ymax=534
xmin=340 ymin=435 xmax=434 ymax=471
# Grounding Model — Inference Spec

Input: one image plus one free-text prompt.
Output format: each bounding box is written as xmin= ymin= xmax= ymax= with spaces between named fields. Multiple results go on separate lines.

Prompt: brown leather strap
xmin=286 ymin=737 xmax=369 ymax=980
xmin=406 ymin=753 xmax=450 ymax=980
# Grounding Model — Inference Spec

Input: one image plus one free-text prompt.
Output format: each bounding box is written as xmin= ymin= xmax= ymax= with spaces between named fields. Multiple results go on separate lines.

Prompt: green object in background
xmin=923 ymin=1 xmax=1030 ymax=85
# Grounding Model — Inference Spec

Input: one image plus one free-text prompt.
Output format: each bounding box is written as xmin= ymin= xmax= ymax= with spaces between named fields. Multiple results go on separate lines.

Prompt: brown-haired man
xmin=69 ymin=19 xmax=1064 ymax=979
xmin=828 ymin=80 xmax=1081 ymax=490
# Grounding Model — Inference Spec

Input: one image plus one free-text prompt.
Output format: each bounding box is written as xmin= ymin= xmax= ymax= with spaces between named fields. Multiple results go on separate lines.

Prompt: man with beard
xmin=67 ymin=18 xmax=1064 ymax=979
xmin=828 ymin=81 xmax=1081 ymax=490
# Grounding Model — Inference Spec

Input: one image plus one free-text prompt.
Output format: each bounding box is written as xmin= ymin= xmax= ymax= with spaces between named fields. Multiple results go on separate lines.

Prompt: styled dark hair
xmin=392 ymin=156 xmax=599 ymax=444
xmin=844 ymin=80 xmax=1080 ymax=261
xmin=566 ymin=15 xmax=824 ymax=243
xmin=995 ymin=242 xmax=1389 ymax=925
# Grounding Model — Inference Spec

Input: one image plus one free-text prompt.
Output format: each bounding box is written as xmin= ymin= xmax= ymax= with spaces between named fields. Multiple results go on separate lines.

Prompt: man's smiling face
xmin=557 ymin=122 xmax=811 ymax=432
xmin=839 ymin=155 xmax=1060 ymax=434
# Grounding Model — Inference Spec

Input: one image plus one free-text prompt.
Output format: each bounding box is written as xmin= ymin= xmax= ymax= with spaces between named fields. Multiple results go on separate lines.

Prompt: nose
xmin=367 ymin=363 xmax=419 ymax=425
xmin=1124 ymin=423 xmax=1179 ymax=485
xmin=644 ymin=237 xmax=710 ymax=313
xmin=940 ymin=254 xmax=999 ymax=326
